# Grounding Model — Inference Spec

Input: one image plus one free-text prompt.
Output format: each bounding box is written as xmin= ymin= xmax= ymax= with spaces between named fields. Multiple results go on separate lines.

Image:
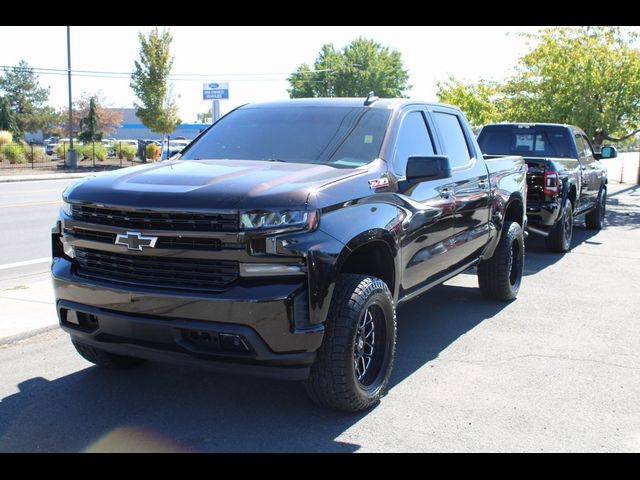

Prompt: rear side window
xmin=431 ymin=112 xmax=471 ymax=168
xmin=393 ymin=111 xmax=435 ymax=175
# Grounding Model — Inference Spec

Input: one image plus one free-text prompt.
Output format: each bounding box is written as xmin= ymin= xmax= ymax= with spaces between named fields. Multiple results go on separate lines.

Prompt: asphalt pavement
xmin=0 ymin=179 xmax=76 ymax=288
xmin=0 ymin=182 xmax=638 ymax=452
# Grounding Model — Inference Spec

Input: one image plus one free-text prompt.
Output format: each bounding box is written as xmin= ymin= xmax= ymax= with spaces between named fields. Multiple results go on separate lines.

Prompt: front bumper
xmin=52 ymin=258 xmax=324 ymax=380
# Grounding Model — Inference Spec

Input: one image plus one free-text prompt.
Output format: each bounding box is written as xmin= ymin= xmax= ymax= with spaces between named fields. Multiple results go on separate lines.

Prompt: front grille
xmin=74 ymin=247 xmax=238 ymax=291
xmin=71 ymin=204 xmax=238 ymax=232
xmin=65 ymin=228 xmax=244 ymax=251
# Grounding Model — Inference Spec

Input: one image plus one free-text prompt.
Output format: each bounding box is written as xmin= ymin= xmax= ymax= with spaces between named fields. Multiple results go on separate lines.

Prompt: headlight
xmin=61 ymin=201 xmax=73 ymax=217
xmin=240 ymin=209 xmax=319 ymax=231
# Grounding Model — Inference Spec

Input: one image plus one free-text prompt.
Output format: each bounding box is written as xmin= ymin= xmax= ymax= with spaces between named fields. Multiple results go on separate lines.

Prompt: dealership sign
xmin=203 ymin=82 xmax=229 ymax=100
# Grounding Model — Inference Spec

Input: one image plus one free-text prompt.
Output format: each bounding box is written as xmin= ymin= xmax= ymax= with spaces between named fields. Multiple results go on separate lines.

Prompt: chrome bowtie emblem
xmin=115 ymin=231 xmax=158 ymax=251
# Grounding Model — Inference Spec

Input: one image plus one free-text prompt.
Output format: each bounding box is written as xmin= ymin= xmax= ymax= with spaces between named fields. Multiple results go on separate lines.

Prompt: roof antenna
xmin=364 ymin=91 xmax=379 ymax=106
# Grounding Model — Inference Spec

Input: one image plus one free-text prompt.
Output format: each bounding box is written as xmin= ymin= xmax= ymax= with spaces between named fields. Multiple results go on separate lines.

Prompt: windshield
xmin=181 ymin=106 xmax=391 ymax=167
xmin=478 ymin=125 xmax=575 ymax=158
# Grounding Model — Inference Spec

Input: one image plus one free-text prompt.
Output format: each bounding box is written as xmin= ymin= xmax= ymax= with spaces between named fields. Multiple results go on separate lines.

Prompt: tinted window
xmin=393 ymin=111 xmax=435 ymax=174
xmin=478 ymin=125 xmax=574 ymax=158
xmin=181 ymin=106 xmax=390 ymax=168
xmin=432 ymin=112 xmax=471 ymax=168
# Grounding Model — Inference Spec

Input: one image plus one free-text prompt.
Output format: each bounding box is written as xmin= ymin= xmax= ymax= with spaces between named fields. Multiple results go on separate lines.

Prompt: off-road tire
xmin=305 ymin=274 xmax=396 ymax=412
xmin=478 ymin=221 xmax=524 ymax=301
xmin=546 ymin=201 xmax=573 ymax=252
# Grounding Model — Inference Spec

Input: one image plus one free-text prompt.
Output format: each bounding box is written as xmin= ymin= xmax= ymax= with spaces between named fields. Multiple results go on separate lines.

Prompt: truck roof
xmin=239 ymin=97 xmax=458 ymax=112
xmin=483 ymin=122 xmax=579 ymax=129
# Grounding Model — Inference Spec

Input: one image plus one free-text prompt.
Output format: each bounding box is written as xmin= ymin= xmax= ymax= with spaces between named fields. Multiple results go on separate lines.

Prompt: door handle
xmin=478 ymin=180 xmax=489 ymax=190
xmin=581 ymin=166 xmax=587 ymax=171
xmin=440 ymin=188 xmax=452 ymax=199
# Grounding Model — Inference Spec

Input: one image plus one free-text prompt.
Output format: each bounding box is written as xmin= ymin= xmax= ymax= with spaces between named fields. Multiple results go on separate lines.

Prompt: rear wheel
xmin=72 ymin=340 xmax=146 ymax=368
xmin=478 ymin=221 xmax=524 ymax=301
xmin=305 ymin=274 xmax=396 ymax=412
xmin=585 ymin=188 xmax=606 ymax=230
xmin=546 ymin=201 xmax=573 ymax=252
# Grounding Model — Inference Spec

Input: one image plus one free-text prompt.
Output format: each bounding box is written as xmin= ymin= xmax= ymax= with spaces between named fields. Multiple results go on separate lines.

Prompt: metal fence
xmin=0 ymin=141 xmax=149 ymax=170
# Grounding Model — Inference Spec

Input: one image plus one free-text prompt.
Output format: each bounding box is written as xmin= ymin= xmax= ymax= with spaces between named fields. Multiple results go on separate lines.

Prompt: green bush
xmin=25 ymin=145 xmax=46 ymax=163
xmin=56 ymin=142 xmax=68 ymax=158
xmin=119 ymin=143 xmax=137 ymax=161
xmin=0 ymin=130 xmax=12 ymax=147
xmin=146 ymin=143 xmax=160 ymax=161
xmin=2 ymin=142 xmax=25 ymax=164
xmin=82 ymin=142 xmax=107 ymax=161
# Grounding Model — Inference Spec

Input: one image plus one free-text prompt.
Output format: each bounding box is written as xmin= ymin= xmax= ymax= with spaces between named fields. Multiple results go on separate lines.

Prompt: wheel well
xmin=340 ymin=241 xmax=395 ymax=292
xmin=504 ymin=200 xmax=524 ymax=227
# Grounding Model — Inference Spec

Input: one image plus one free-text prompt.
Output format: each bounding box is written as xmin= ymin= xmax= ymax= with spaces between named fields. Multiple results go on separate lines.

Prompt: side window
xmin=574 ymin=134 xmax=589 ymax=160
xmin=393 ymin=111 xmax=435 ymax=175
xmin=581 ymin=135 xmax=595 ymax=158
xmin=431 ymin=112 xmax=472 ymax=169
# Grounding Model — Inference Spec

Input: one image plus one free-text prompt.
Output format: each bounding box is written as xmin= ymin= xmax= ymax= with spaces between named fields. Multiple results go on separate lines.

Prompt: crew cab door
xmin=574 ymin=133 xmax=600 ymax=211
xmin=391 ymin=109 xmax=456 ymax=295
xmin=429 ymin=108 xmax=491 ymax=267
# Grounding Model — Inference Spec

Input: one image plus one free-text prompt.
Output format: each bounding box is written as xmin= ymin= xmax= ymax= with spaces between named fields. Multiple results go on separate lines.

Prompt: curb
xmin=0 ymin=324 xmax=59 ymax=346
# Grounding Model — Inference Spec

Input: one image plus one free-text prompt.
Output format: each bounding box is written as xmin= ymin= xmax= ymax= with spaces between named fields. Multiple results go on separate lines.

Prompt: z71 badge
xmin=368 ymin=177 xmax=389 ymax=189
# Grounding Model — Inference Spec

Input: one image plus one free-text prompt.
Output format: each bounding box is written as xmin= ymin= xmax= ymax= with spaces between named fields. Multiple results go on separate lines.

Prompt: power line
xmin=0 ymin=64 xmax=329 ymax=82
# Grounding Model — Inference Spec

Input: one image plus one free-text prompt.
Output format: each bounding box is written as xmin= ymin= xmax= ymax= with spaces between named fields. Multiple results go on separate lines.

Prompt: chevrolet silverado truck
xmin=52 ymin=97 xmax=527 ymax=412
xmin=477 ymin=123 xmax=616 ymax=252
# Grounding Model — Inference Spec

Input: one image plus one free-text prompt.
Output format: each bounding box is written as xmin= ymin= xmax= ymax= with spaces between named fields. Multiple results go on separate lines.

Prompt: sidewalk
xmin=0 ymin=171 xmax=97 ymax=183
xmin=0 ymin=163 xmax=130 ymax=183
xmin=0 ymin=279 xmax=57 ymax=343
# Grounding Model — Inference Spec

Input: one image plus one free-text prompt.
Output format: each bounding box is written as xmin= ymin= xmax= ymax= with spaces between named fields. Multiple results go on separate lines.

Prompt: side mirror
xmin=598 ymin=145 xmax=618 ymax=159
xmin=406 ymin=155 xmax=452 ymax=182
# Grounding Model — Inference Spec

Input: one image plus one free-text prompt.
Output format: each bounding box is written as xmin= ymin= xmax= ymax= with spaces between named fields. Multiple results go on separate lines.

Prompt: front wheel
xmin=305 ymin=274 xmax=397 ymax=412
xmin=477 ymin=221 xmax=524 ymax=301
xmin=585 ymin=188 xmax=606 ymax=230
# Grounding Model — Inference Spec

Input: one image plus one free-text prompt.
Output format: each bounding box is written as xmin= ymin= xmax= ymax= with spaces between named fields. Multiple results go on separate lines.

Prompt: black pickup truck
xmin=477 ymin=123 xmax=616 ymax=252
xmin=52 ymin=98 xmax=527 ymax=411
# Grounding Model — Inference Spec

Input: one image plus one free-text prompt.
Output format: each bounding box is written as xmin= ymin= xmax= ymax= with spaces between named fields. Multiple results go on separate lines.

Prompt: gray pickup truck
xmin=478 ymin=123 xmax=616 ymax=252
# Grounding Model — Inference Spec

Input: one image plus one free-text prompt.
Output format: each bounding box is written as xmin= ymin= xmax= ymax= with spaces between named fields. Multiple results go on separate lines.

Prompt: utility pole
xmin=65 ymin=26 xmax=77 ymax=168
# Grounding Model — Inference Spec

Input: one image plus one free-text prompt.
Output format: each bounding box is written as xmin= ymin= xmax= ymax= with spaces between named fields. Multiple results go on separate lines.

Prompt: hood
xmin=64 ymin=159 xmax=366 ymax=211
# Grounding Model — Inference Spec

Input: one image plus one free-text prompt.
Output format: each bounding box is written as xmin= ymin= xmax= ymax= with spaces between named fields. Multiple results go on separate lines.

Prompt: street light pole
xmin=66 ymin=26 xmax=77 ymax=168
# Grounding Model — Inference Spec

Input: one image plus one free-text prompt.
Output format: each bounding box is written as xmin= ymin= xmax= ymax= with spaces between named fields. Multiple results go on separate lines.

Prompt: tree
xmin=288 ymin=37 xmax=411 ymax=98
xmin=197 ymin=111 xmax=212 ymax=123
xmin=61 ymin=92 xmax=123 ymax=138
xmin=78 ymin=97 xmax=102 ymax=143
xmin=0 ymin=96 xmax=19 ymax=140
xmin=436 ymin=77 xmax=504 ymax=130
xmin=436 ymin=27 xmax=640 ymax=149
xmin=130 ymin=27 xmax=181 ymax=138
xmin=0 ymin=60 xmax=57 ymax=138
xmin=504 ymin=27 xmax=640 ymax=148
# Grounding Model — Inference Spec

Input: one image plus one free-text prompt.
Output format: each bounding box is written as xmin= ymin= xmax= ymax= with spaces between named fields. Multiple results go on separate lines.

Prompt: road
xmin=0 ymin=183 xmax=638 ymax=452
xmin=0 ymin=179 xmax=75 ymax=288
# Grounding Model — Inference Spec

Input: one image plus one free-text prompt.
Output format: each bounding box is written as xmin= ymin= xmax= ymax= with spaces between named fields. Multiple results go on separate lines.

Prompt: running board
xmin=527 ymin=225 xmax=550 ymax=238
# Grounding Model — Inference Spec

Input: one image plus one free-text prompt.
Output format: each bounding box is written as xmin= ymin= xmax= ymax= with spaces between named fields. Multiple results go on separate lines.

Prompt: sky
xmin=1 ymin=26 xmax=635 ymax=124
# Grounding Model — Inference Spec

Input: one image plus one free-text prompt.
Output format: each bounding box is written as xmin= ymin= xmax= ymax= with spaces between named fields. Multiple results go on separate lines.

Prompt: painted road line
xmin=0 ymin=257 xmax=51 ymax=271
